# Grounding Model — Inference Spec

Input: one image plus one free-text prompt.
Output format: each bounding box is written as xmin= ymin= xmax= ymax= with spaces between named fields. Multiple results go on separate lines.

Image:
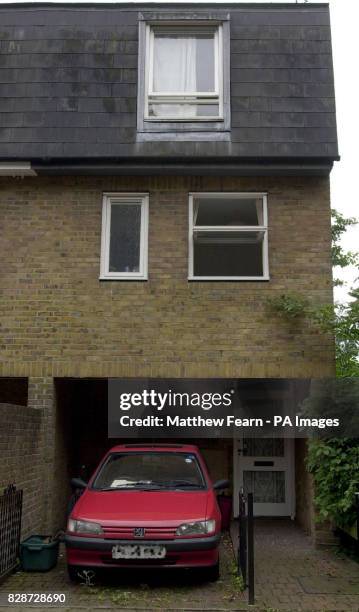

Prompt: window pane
xmin=243 ymin=439 xmax=284 ymax=457
xmin=193 ymin=231 xmax=264 ymax=277
xmin=196 ymin=36 xmax=215 ymax=91
xmin=243 ymin=471 xmax=285 ymax=504
xmin=196 ymin=104 xmax=219 ymax=117
xmin=194 ymin=197 xmax=264 ymax=226
xmin=148 ymin=102 xmax=197 ymax=119
xmin=109 ymin=204 xmax=141 ymax=273
xmin=148 ymin=102 xmax=219 ymax=119
xmin=152 ymin=33 xmax=215 ymax=94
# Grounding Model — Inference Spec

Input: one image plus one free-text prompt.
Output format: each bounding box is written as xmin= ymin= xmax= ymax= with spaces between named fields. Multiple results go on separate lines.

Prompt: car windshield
xmin=92 ymin=452 xmax=206 ymax=491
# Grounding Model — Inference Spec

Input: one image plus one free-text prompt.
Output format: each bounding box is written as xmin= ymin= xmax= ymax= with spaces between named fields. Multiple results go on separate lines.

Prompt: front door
xmin=233 ymin=437 xmax=295 ymax=518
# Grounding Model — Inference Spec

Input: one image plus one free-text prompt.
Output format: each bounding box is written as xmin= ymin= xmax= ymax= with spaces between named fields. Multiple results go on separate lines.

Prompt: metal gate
xmin=237 ymin=491 xmax=255 ymax=605
xmin=0 ymin=485 xmax=23 ymax=581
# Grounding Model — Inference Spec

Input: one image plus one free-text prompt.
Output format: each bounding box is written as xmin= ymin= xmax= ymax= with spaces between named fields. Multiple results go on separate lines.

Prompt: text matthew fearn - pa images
xmin=117 ymin=415 xmax=340 ymax=430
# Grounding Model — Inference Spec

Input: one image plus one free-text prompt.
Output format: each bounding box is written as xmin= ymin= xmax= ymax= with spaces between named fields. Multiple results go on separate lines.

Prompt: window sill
xmin=99 ymin=275 xmax=148 ymax=281
xmin=188 ymin=276 xmax=270 ymax=281
xmin=139 ymin=119 xmax=227 ymax=132
xmin=137 ymin=131 xmax=230 ymax=142
xmin=144 ymin=117 xmax=223 ymax=123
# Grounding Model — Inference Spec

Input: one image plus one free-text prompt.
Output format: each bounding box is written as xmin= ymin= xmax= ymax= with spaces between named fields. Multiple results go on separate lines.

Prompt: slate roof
xmin=0 ymin=3 xmax=339 ymax=169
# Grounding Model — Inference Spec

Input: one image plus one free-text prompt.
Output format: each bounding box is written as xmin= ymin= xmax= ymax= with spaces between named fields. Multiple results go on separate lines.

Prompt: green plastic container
xmin=20 ymin=535 xmax=59 ymax=572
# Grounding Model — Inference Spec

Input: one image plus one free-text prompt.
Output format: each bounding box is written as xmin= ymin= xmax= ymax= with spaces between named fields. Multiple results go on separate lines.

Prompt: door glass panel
xmin=243 ymin=438 xmax=284 ymax=457
xmin=244 ymin=470 xmax=285 ymax=503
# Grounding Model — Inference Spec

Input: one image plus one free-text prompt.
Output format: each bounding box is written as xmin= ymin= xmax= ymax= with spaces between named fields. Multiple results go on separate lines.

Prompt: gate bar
xmin=238 ymin=491 xmax=247 ymax=584
xmin=356 ymin=492 xmax=359 ymax=546
xmin=247 ymin=492 xmax=255 ymax=605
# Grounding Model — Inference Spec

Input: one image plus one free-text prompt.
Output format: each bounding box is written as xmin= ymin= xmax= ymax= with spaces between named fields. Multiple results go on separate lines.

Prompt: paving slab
xmin=0 ymin=536 xmax=247 ymax=611
xmin=232 ymin=518 xmax=359 ymax=611
xmin=0 ymin=522 xmax=358 ymax=611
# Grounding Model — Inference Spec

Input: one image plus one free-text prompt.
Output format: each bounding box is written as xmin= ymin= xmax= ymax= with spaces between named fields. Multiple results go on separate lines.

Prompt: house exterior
xmin=0 ymin=3 xmax=338 ymax=543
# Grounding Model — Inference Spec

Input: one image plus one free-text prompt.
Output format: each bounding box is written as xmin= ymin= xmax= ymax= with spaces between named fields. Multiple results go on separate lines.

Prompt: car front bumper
xmin=65 ymin=534 xmax=220 ymax=569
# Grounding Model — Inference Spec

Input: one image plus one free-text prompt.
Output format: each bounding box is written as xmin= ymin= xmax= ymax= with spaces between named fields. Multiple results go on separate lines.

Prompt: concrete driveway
xmin=0 ymin=523 xmax=358 ymax=611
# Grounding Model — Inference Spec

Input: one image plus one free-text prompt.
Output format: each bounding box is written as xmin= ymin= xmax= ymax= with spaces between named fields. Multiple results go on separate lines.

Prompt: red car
xmin=65 ymin=444 xmax=228 ymax=581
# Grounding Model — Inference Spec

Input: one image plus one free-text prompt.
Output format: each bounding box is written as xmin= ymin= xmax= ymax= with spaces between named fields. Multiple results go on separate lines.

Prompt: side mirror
xmin=213 ymin=479 xmax=229 ymax=491
xmin=71 ymin=477 xmax=87 ymax=490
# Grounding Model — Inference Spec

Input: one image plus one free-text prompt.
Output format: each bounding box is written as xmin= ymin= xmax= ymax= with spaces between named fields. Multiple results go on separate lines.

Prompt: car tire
xmin=207 ymin=560 xmax=220 ymax=582
xmin=67 ymin=564 xmax=81 ymax=582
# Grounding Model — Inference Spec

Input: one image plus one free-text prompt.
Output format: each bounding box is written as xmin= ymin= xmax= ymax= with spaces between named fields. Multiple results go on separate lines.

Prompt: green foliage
xmin=307 ymin=438 xmax=359 ymax=528
xmin=301 ymin=378 xmax=359 ymax=437
xmin=266 ymin=293 xmax=308 ymax=319
xmin=307 ymin=297 xmax=359 ymax=525
xmin=230 ymin=563 xmax=245 ymax=592
xmin=313 ymin=294 xmax=359 ymax=377
xmin=307 ymin=211 xmax=359 ymax=529
xmin=267 ymin=210 xmax=359 ymax=528
xmin=331 ymin=210 xmax=359 ymax=274
xmin=268 ymin=209 xmax=359 ymax=376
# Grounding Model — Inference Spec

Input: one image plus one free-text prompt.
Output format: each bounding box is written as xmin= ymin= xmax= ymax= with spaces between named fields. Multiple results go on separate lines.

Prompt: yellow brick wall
xmin=0 ymin=402 xmax=43 ymax=537
xmin=0 ymin=174 xmax=335 ymax=378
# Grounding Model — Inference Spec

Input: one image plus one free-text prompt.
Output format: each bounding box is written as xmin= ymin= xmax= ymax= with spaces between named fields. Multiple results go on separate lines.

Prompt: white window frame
xmin=144 ymin=23 xmax=224 ymax=122
xmin=188 ymin=193 xmax=269 ymax=281
xmin=100 ymin=193 xmax=149 ymax=281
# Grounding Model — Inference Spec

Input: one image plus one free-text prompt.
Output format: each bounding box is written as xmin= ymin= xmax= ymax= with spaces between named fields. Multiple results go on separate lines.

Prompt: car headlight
xmin=67 ymin=518 xmax=103 ymax=536
xmin=176 ymin=520 xmax=216 ymax=537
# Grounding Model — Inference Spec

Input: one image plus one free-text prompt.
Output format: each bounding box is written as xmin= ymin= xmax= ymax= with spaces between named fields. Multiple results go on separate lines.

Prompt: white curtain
xmin=153 ymin=36 xmax=197 ymax=118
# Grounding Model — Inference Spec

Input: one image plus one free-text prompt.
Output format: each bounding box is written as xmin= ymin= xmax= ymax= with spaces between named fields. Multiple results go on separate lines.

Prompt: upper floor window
xmin=137 ymin=15 xmax=230 ymax=136
xmin=145 ymin=25 xmax=223 ymax=121
xmin=100 ymin=193 xmax=149 ymax=280
xmin=188 ymin=193 xmax=269 ymax=281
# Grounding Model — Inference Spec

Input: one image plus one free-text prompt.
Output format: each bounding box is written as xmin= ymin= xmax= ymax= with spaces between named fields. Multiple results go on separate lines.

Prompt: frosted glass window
xmin=244 ymin=471 xmax=285 ymax=504
xmin=109 ymin=205 xmax=141 ymax=274
xmin=243 ymin=438 xmax=285 ymax=457
xmin=100 ymin=194 xmax=149 ymax=280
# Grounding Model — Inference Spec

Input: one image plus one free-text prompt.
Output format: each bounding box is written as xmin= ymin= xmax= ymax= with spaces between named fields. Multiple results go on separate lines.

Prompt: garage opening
xmin=54 ymin=378 xmax=232 ymax=533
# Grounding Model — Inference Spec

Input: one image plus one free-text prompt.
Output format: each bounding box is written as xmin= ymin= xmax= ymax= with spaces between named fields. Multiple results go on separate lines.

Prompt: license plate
xmin=112 ymin=544 xmax=166 ymax=560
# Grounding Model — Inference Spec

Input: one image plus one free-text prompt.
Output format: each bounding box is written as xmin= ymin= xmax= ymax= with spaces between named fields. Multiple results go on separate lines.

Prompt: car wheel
xmin=68 ymin=565 xmax=97 ymax=585
xmin=67 ymin=564 xmax=82 ymax=582
xmin=207 ymin=560 xmax=220 ymax=582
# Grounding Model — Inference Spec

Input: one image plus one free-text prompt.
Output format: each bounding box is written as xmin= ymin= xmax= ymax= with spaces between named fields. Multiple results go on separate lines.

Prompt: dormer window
xmin=137 ymin=15 xmax=230 ymax=136
xmin=145 ymin=25 xmax=223 ymax=121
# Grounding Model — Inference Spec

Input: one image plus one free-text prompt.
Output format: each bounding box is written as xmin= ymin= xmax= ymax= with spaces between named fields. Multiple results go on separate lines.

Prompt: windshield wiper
xmin=97 ymin=480 xmax=168 ymax=491
xmin=96 ymin=480 xmax=203 ymax=491
xmin=163 ymin=480 xmax=203 ymax=489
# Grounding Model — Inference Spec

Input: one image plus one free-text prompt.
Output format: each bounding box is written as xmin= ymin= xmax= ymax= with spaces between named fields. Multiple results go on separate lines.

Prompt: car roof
xmin=108 ymin=444 xmax=200 ymax=453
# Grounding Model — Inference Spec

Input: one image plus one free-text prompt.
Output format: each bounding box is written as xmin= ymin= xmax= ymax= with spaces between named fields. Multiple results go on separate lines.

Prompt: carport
xmin=0 ymin=377 xmax=314 ymax=539
xmin=53 ymin=378 xmax=233 ymax=533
